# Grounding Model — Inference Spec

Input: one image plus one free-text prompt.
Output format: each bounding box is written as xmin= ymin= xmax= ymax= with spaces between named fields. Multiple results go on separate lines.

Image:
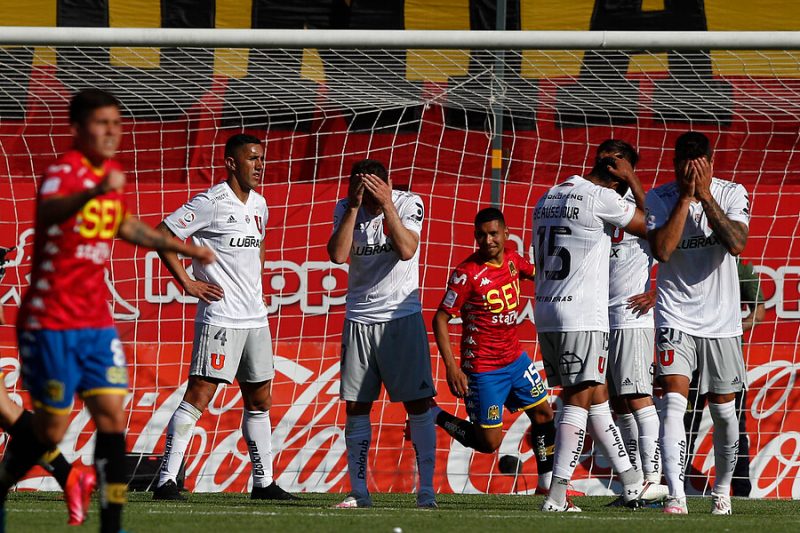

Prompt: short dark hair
xmin=69 ymin=88 xmax=120 ymax=126
xmin=474 ymin=207 xmax=505 ymax=228
xmin=350 ymin=159 xmax=388 ymax=182
xmin=595 ymin=139 xmax=639 ymax=167
xmin=675 ymin=131 xmax=712 ymax=161
xmin=225 ymin=133 xmax=262 ymax=158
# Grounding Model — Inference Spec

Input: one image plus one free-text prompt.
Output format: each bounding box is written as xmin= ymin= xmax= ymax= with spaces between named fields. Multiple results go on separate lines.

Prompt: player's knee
xmin=34 ymin=424 xmax=66 ymax=449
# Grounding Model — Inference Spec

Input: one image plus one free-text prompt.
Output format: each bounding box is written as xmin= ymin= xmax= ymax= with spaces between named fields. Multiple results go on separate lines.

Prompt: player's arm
xmin=362 ymin=174 xmax=419 ymax=260
xmin=692 ymin=158 xmax=748 ymax=256
xmin=648 ymin=161 xmax=694 ymax=262
xmin=151 ymin=222 xmax=224 ymax=304
xmin=742 ymin=301 xmax=766 ymax=332
xmin=327 ymin=180 xmax=363 ymax=264
xmin=38 ymin=169 xmax=125 ymax=227
xmin=432 ymin=309 xmax=469 ymax=398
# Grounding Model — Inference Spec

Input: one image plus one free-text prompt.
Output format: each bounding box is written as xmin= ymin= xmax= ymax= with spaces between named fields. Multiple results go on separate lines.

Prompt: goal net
xmin=0 ymin=29 xmax=798 ymax=498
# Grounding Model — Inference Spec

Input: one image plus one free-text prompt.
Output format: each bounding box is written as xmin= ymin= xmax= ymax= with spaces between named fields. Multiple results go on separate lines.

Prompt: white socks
xmin=588 ymin=402 xmax=635 ymax=476
xmin=633 ymin=405 xmax=662 ymax=482
xmin=615 ymin=412 xmax=641 ymax=474
xmin=549 ymin=405 xmax=588 ymax=505
xmin=408 ymin=410 xmax=436 ymax=499
xmin=345 ymin=414 xmax=372 ymax=498
xmin=660 ymin=393 xmax=688 ymax=498
xmin=159 ymin=401 xmax=202 ymax=486
xmin=709 ymin=400 xmax=738 ymax=495
xmin=242 ymin=410 xmax=274 ymax=488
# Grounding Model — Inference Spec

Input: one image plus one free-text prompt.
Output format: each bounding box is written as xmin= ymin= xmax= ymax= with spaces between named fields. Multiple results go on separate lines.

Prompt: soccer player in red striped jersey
xmin=0 ymin=88 xmax=214 ymax=533
xmin=431 ymin=208 xmax=563 ymax=495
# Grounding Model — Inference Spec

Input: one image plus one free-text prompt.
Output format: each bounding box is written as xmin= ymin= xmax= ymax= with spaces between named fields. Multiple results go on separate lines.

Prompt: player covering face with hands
xmin=0 ymin=88 xmax=214 ymax=533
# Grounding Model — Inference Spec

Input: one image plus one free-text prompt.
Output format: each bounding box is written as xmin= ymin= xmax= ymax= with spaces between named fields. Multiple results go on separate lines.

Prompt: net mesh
xmin=0 ymin=44 xmax=798 ymax=498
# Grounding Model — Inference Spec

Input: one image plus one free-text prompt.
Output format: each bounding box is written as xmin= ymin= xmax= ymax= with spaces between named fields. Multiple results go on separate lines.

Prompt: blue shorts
xmin=17 ymin=327 xmax=128 ymax=414
xmin=465 ymin=353 xmax=549 ymax=428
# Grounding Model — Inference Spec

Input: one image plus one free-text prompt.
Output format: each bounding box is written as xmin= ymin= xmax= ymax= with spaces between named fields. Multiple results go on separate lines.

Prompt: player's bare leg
xmin=337 ymin=401 xmax=374 ymax=508
xmin=154 ymin=376 xmax=220 ymax=500
xmin=403 ymin=397 xmax=437 ymax=508
xmin=659 ymin=374 xmax=691 ymax=514
xmin=241 ymin=380 xmax=297 ymax=501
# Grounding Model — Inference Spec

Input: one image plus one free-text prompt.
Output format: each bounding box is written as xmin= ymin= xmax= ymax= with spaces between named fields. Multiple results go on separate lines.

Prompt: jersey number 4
xmin=536 ymin=225 xmax=572 ymax=280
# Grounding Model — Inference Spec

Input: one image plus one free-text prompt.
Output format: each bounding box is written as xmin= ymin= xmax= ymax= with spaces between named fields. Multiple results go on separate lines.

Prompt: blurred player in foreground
xmin=0 ymin=88 xmax=214 ymax=533
xmin=431 ymin=207 xmax=579 ymax=496
xmin=153 ymin=133 xmax=296 ymax=502
xmin=327 ymin=159 xmax=437 ymax=509
xmin=0 ymin=247 xmax=96 ymax=526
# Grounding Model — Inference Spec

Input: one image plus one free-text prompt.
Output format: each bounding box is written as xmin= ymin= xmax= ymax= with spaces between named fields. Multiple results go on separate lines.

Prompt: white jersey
xmin=533 ymin=176 xmax=635 ymax=333
xmin=164 ymin=182 xmax=268 ymax=328
xmin=645 ymin=177 xmax=749 ymax=337
xmin=333 ymin=189 xmax=424 ymax=324
xmin=609 ymin=190 xmax=655 ymax=330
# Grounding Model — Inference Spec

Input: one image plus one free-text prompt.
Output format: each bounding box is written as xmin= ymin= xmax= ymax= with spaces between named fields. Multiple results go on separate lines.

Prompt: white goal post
xmin=0 ymin=28 xmax=798 ymax=498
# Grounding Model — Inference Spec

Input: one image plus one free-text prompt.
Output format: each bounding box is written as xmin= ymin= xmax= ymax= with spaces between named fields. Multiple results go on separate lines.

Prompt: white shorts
xmin=340 ymin=312 xmax=436 ymax=403
xmin=654 ymin=328 xmax=745 ymax=395
xmin=608 ymin=328 xmax=655 ymax=397
xmin=538 ymin=330 xmax=609 ymax=388
xmin=190 ymin=324 xmax=275 ymax=384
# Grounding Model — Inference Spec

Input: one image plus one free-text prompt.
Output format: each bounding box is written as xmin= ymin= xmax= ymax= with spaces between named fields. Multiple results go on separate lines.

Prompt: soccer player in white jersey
xmin=534 ymin=144 xmax=667 ymax=512
xmin=327 ymin=159 xmax=437 ymax=509
xmin=646 ymin=131 xmax=749 ymax=516
xmin=599 ymin=141 xmax=662 ymax=494
xmin=152 ymin=134 xmax=296 ymax=501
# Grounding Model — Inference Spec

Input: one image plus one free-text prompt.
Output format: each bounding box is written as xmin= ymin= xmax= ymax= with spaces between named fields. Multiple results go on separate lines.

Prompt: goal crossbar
xmin=2 ymin=27 xmax=800 ymax=50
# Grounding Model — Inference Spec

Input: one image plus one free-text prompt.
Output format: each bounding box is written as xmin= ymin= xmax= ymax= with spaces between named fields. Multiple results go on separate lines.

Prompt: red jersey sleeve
xmin=438 ymin=265 xmax=472 ymax=317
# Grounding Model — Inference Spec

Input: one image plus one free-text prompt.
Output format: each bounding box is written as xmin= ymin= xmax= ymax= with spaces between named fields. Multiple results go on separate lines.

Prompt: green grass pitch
xmin=6 ymin=492 xmax=799 ymax=532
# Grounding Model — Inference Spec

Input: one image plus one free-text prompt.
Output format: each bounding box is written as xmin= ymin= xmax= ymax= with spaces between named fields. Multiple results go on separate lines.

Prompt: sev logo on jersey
xmin=78 ymin=199 xmax=124 ymax=239
xmin=487 ymin=405 xmax=500 ymax=421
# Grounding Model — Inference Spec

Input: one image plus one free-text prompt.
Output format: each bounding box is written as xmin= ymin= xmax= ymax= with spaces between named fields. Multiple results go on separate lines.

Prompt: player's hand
xmin=361 ymin=174 xmax=393 ymax=209
xmin=677 ymin=160 xmax=695 ymax=199
xmin=100 ymin=169 xmax=126 ymax=194
xmin=347 ymin=175 xmax=365 ymax=209
xmin=626 ymin=289 xmax=656 ymax=317
xmin=183 ymin=279 xmax=224 ymax=304
xmin=188 ymin=245 xmax=216 ymax=265
xmin=445 ymin=363 xmax=469 ymax=398
xmin=606 ymin=156 xmax=637 ymax=184
xmin=692 ymin=157 xmax=713 ymax=202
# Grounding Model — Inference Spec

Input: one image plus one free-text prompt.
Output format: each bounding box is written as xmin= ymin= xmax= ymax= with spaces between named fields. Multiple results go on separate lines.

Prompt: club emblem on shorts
xmin=46 ymin=380 xmax=65 ymax=403
xmin=254 ymin=215 xmax=262 ymax=233
xmin=487 ymin=405 xmax=500 ymax=421
xmin=659 ymin=349 xmax=675 ymax=366
xmin=598 ymin=356 xmax=606 ymax=374
xmin=210 ymin=353 xmax=226 ymax=370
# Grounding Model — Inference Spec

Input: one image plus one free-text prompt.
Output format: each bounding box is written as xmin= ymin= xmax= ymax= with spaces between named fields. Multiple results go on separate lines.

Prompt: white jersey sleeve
xmin=595 ymin=187 xmax=636 ymax=229
xmin=398 ymin=193 xmax=425 ymax=235
xmin=645 ymin=183 xmax=675 ymax=233
xmin=724 ymin=182 xmax=750 ymax=227
xmin=163 ymin=190 xmax=216 ymax=240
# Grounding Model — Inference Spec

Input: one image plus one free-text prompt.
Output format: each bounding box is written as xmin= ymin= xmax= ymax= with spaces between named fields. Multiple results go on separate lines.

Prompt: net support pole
xmin=490 ymin=0 xmax=507 ymax=208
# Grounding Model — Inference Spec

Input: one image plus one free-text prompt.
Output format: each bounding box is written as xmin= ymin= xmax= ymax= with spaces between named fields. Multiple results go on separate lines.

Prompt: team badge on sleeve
xmin=443 ymin=289 xmax=458 ymax=308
